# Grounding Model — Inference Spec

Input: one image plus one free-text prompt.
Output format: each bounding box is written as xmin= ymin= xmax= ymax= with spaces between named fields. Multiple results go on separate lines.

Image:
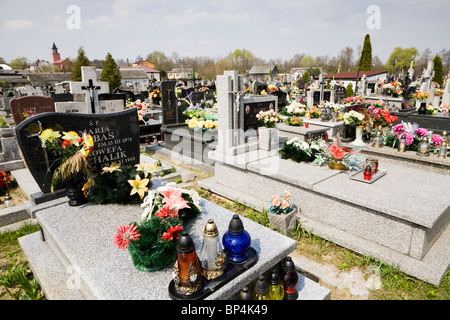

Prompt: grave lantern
xmin=198 ymin=219 xmax=226 ymax=280
xmin=252 ymin=275 xmax=270 ymax=300
xmin=372 ymin=130 xmax=384 ymax=148
xmin=281 ymin=256 xmax=298 ymax=300
xmin=438 ymin=140 xmax=447 ymax=159
xmin=173 ymin=231 xmax=203 ymax=296
xmin=222 ymin=214 xmax=251 ymax=263
xmin=398 ymin=134 xmax=407 ymax=152
xmin=416 ymin=136 xmax=430 ymax=157
xmin=267 ymin=268 xmax=285 ymax=300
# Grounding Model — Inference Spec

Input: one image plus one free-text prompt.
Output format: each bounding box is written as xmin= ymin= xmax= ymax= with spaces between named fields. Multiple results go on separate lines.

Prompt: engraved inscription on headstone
xmin=54 ymin=101 xmax=89 ymax=114
xmin=160 ymin=80 xmax=177 ymax=125
xmin=15 ymin=108 xmax=140 ymax=194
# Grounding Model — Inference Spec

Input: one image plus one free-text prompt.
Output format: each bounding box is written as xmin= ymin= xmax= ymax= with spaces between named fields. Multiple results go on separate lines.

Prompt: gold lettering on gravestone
xmin=80 ymin=120 xmax=135 ymax=168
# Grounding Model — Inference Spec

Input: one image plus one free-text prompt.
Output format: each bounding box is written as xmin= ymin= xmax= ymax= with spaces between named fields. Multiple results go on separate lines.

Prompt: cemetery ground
xmin=0 ymin=150 xmax=449 ymax=300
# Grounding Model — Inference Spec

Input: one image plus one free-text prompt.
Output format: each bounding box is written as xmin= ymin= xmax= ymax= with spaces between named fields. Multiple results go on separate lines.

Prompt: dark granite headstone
xmin=336 ymin=86 xmax=346 ymax=102
xmin=160 ymin=80 xmax=178 ymax=125
xmin=252 ymin=82 xmax=268 ymax=95
xmin=296 ymin=79 xmax=305 ymax=89
xmin=189 ymin=91 xmax=205 ymax=106
xmin=323 ymin=90 xmax=331 ymax=102
xmin=10 ymin=96 xmax=56 ymax=126
xmin=313 ymin=91 xmax=320 ymax=105
xmin=15 ymin=108 xmax=140 ymax=194
xmin=51 ymin=93 xmax=74 ymax=102
xmin=243 ymin=99 xmax=276 ymax=131
xmin=204 ymin=90 xmax=215 ymax=101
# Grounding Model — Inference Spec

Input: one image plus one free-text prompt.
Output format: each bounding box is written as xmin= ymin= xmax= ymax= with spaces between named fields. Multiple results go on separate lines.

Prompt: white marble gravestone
xmin=69 ymin=66 xmax=109 ymax=114
xmin=98 ymin=99 xmax=125 ymax=114
xmin=54 ymin=101 xmax=89 ymax=114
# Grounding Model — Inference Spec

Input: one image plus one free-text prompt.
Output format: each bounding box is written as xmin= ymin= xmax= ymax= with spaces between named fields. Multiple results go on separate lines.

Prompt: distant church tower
xmin=51 ymin=42 xmax=61 ymax=64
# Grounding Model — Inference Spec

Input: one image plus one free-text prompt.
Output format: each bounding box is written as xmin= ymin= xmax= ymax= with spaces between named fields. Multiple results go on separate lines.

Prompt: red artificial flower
xmin=154 ymin=204 xmax=179 ymax=219
xmin=161 ymin=224 xmax=183 ymax=241
xmin=62 ymin=140 xmax=72 ymax=148
xmin=328 ymin=144 xmax=345 ymax=160
xmin=113 ymin=223 xmax=140 ymax=251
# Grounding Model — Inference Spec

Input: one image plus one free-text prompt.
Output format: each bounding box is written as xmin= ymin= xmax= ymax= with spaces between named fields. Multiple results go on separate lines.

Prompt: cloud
xmin=4 ymin=19 xmax=34 ymax=31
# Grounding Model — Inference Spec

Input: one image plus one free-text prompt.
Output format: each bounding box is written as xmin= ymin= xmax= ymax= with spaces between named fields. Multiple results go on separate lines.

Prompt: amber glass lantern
xmin=173 ymin=231 xmax=203 ymax=296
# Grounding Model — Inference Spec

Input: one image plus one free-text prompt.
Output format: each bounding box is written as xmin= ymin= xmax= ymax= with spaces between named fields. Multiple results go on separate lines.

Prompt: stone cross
xmin=69 ymin=66 xmax=109 ymax=114
xmin=408 ymin=57 xmax=415 ymax=79
xmin=318 ymin=73 xmax=326 ymax=104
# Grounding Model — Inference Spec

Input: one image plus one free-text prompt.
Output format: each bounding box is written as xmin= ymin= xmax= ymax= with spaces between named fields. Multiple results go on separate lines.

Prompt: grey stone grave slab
xmin=277 ymin=123 xmax=327 ymax=141
xmin=17 ymin=178 xmax=333 ymax=300
xmin=15 ymin=108 xmax=140 ymax=195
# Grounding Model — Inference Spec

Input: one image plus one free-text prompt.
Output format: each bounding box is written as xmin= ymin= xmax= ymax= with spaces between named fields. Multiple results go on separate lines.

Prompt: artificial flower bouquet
xmin=343 ymin=110 xmax=366 ymax=127
xmin=126 ymin=99 xmax=150 ymax=123
xmin=268 ymin=191 xmax=294 ymax=215
xmin=0 ymin=171 xmax=12 ymax=196
xmin=383 ymin=81 xmax=403 ymax=96
xmin=312 ymin=135 xmax=365 ymax=170
xmin=343 ymin=96 xmax=366 ymax=106
xmin=384 ymin=121 xmax=443 ymax=152
xmin=282 ymin=101 xmax=306 ymax=117
xmin=305 ymin=106 xmax=321 ymax=118
xmin=39 ymin=129 xmax=95 ymax=193
xmin=267 ymin=84 xmax=279 ymax=94
xmin=279 ymin=137 xmax=327 ymax=163
xmin=113 ymin=184 xmax=201 ymax=272
xmin=439 ymin=103 xmax=449 ymax=113
xmin=286 ymin=115 xmax=304 ymax=126
xmin=367 ymin=105 xmax=398 ymax=127
xmin=87 ymin=162 xmax=155 ymax=205
xmin=412 ymin=91 xmax=429 ymax=103
xmin=256 ymin=109 xmax=281 ymax=128
xmin=184 ymin=104 xmax=218 ymax=131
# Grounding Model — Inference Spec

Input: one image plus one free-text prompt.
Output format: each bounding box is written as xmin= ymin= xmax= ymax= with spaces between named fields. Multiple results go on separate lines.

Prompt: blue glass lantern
xmin=222 ymin=214 xmax=251 ymax=263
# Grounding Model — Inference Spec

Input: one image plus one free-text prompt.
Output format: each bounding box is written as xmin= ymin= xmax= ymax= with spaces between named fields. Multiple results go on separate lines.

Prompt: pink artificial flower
xmin=394 ymin=124 xmax=405 ymax=136
xmin=431 ymin=135 xmax=443 ymax=147
xmin=272 ymin=196 xmax=281 ymax=207
xmin=403 ymin=132 xmax=414 ymax=146
xmin=113 ymin=223 xmax=140 ymax=251
xmin=415 ymin=128 xmax=428 ymax=137
xmin=282 ymin=191 xmax=292 ymax=201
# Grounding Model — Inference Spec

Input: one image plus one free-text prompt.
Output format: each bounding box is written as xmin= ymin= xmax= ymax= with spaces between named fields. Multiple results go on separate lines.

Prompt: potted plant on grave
xmin=312 ymin=135 xmax=365 ymax=171
xmin=266 ymin=191 xmax=297 ymax=236
xmin=39 ymin=129 xmax=95 ymax=206
xmin=412 ymin=91 xmax=429 ymax=115
xmin=113 ymin=185 xmax=201 ymax=272
xmin=304 ymin=106 xmax=321 ymax=119
xmin=281 ymin=101 xmax=307 ymax=117
xmin=343 ymin=110 xmax=367 ymax=146
xmin=256 ymin=109 xmax=281 ymax=151
xmin=285 ymin=115 xmax=304 ymax=127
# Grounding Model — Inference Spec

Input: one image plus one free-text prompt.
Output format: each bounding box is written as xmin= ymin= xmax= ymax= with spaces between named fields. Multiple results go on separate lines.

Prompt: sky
xmin=1 ymin=0 xmax=449 ymax=66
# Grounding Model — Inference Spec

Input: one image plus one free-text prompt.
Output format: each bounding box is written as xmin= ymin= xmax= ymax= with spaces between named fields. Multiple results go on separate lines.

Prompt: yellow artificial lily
xmin=102 ymin=163 xmax=122 ymax=174
xmin=62 ymin=131 xmax=80 ymax=144
xmin=39 ymin=129 xmax=61 ymax=144
xmin=128 ymin=174 xmax=149 ymax=199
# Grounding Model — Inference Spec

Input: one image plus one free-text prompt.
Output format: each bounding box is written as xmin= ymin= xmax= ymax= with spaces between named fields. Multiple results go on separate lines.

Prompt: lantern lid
xmin=282 ymin=256 xmax=296 ymax=272
xmin=177 ymin=231 xmax=195 ymax=254
xmin=228 ymin=214 xmax=245 ymax=234
xmin=268 ymin=269 xmax=281 ymax=285
xmin=203 ymin=219 xmax=219 ymax=238
xmin=254 ymin=275 xmax=269 ymax=295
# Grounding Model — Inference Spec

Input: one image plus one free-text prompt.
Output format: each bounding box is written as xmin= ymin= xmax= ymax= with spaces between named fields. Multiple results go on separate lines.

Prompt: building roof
xmin=96 ymin=68 xmax=149 ymax=80
xmin=53 ymin=59 xmax=66 ymax=64
xmin=52 ymin=42 xmax=58 ymax=50
xmin=325 ymin=70 xmax=388 ymax=80
xmin=120 ymin=65 xmax=160 ymax=73
xmin=249 ymin=65 xmax=278 ymax=74
xmin=26 ymin=73 xmax=71 ymax=83
xmin=168 ymin=67 xmax=194 ymax=73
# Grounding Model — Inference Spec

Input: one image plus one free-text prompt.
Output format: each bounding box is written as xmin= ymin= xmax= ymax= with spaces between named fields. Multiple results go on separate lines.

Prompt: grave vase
xmin=258 ymin=126 xmax=277 ymax=151
xmin=351 ymin=126 xmax=365 ymax=146
xmin=418 ymin=102 xmax=426 ymax=115
xmin=65 ymin=174 xmax=88 ymax=207
xmin=267 ymin=205 xmax=298 ymax=237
